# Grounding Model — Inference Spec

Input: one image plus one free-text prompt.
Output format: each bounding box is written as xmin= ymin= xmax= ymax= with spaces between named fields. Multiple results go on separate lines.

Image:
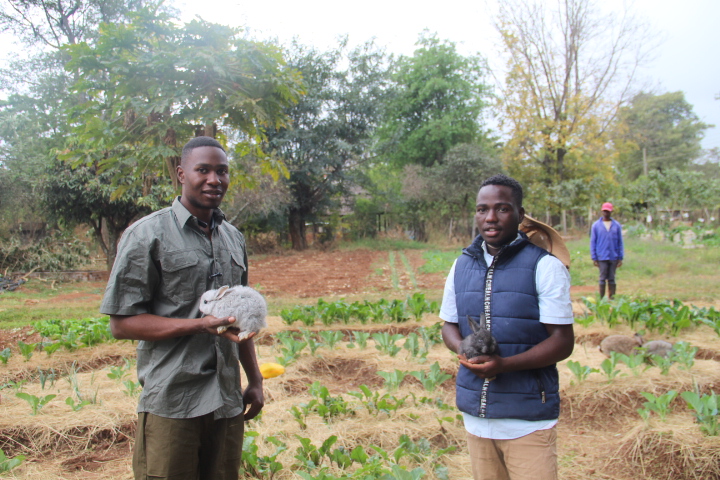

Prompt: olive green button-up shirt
xmin=100 ymin=197 xmax=248 ymax=419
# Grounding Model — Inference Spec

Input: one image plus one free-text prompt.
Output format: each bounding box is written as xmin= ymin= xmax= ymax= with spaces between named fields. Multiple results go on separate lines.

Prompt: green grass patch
xmin=398 ymin=251 xmax=417 ymax=288
xmin=419 ymin=250 xmax=459 ymax=274
xmin=0 ymin=282 xmax=104 ymax=328
xmin=566 ymin=238 xmax=720 ymax=301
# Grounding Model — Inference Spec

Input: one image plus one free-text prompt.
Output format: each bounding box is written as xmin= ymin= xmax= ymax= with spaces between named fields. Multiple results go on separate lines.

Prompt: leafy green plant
xmin=0 ymin=448 xmax=25 ymax=473
xmin=294 ymin=434 xmax=338 ymax=470
xmin=373 ymin=332 xmax=404 ymax=357
xmin=638 ymin=390 xmax=678 ymax=421
xmin=274 ymin=332 xmax=307 ymax=366
xmin=300 ymin=330 xmax=323 ymax=355
xmin=403 ymin=333 xmax=425 ymax=361
xmin=409 ymin=362 xmax=452 ymax=392
xmin=319 ymin=330 xmax=344 ymax=350
xmin=599 ymin=352 xmax=623 ymax=381
xmin=378 ymin=370 xmax=408 ymax=392
xmin=566 ymin=360 xmax=599 ymax=384
xmin=123 ymin=379 xmax=141 ymax=396
xmin=406 ymin=293 xmax=429 ymax=321
xmin=668 ymin=341 xmax=697 ymax=370
xmin=16 ymin=392 xmax=56 ymax=415
xmin=615 ymin=353 xmax=647 ymax=376
xmin=681 ymin=390 xmax=719 ymax=436
xmin=0 ymin=348 xmax=10 ymax=364
xmin=384 ymin=300 xmax=409 ymax=323
xmin=17 ymin=340 xmax=38 ymax=361
xmin=66 ymin=396 xmax=92 ymax=411
xmin=107 ymin=358 xmax=133 ymax=382
xmin=42 ymin=341 xmax=63 ymax=356
xmin=240 ymin=431 xmax=287 ymax=478
xmin=37 ymin=367 xmax=57 ymax=390
xmin=647 ymin=352 xmax=674 ymax=375
xmin=348 ymin=385 xmax=407 ymax=416
xmin=308 ymin=381 xmax=354 ymax=423
xmin=349 ymin=331 xmax=370 ymax=350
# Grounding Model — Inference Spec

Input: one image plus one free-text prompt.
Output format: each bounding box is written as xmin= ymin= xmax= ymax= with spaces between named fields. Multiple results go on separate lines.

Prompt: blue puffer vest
xmin=454 ymin=232 xmax=561 ymax=420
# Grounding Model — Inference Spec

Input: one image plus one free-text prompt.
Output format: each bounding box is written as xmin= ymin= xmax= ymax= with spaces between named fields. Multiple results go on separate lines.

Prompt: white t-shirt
xmin=439 ymin=238 xmax=573 ymax=440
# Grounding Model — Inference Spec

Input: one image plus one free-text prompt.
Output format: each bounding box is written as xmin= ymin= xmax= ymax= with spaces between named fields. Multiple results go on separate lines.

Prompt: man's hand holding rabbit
xmin=459 ymin=353 xmax=504 ymax=380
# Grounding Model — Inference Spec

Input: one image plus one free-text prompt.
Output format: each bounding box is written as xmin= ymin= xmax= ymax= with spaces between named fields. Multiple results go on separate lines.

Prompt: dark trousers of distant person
xmin=598 ymin=260 xmax=619 ymax=299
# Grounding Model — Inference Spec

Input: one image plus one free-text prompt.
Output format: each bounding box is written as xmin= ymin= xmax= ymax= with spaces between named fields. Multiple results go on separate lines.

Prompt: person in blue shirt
xmin=590 ymin=202 xmax=624 ymax=298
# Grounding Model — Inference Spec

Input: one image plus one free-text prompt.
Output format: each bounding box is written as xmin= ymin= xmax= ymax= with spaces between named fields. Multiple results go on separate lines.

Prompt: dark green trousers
xmin=133 ymin=412 xmax=244 ymax=480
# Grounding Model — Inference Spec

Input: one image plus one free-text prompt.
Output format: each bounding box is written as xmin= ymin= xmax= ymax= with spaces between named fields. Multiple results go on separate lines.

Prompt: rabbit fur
xmin=459 ymin=315 xmax=498 ymax=359
xmin=598 ymin=333 xmax=643 ymax=357
xmin=199 ymin=285 xmax=267 ymax=340
xmin=643 ymin=339 xmax=673 ymax=358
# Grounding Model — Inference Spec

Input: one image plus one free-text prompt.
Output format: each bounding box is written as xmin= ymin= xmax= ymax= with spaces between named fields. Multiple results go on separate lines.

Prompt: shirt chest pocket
xmin=230 ymin=250 xmax=246 ymax=286
xmin=160 ymin=251 xmax=201 ymax=305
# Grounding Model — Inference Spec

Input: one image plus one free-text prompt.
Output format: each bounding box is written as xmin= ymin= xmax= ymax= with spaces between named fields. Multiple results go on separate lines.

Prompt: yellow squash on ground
xmin=259 ymin=362 xmax=285 ymax=379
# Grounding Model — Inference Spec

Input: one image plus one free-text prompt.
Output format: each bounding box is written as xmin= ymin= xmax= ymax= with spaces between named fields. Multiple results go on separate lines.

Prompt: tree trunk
xmin=106 ymin=227 xmax=121 ymax=270
xmin=288 ymin=209 xmax=307 ymax=251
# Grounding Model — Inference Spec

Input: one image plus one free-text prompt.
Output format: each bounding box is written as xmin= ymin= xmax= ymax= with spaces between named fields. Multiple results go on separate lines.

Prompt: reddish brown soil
xmin=249 ymin=249 xmax=446 ymax=298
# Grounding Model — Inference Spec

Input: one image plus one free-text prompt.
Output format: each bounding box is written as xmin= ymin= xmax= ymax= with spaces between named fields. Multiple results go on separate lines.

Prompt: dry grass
xmin=0 ymin=314 xmax=719 ymax=479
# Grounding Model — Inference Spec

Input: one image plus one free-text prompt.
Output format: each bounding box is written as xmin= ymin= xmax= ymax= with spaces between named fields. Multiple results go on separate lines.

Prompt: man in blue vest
xmin=590 ymin=202 xmax=624 ymax=299
xmin=440 ymin=174 xmax=574 ymax=480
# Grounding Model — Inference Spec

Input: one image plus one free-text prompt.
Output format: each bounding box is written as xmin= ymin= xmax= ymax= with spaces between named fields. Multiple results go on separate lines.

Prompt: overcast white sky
xmin=179 ymin=0 xmax=720 ymax=152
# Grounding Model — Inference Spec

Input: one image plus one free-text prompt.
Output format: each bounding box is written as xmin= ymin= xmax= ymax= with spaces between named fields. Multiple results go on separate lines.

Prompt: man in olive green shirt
xmin=100 ymin=136 xmax=263 ymax=480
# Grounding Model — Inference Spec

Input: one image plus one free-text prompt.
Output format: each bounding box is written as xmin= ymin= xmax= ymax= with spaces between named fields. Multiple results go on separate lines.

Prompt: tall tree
xmin=56 ymin=9 xmax=302 ymax=263
xmin=378 ymin=32 xmax=491 ymax=168
xmin=266 ymin=40 xmax=391 ymax=250
xmin=496 ymin=0 xmax=653 ymax=212
xmin=616 ymin=91 xmax=711 ymax=179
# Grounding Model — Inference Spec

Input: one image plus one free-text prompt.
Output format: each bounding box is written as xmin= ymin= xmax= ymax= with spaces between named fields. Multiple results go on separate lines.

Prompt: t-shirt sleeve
xmin=439 ymin=260 xmax=458 ymax=323
xmin=99 ymin=229 xmax=159 ymax=316
xmin=535 ymin=255 xmax=574 ymax=325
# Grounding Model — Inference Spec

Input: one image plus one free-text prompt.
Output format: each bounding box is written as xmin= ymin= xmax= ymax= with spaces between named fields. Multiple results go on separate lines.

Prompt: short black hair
xmin=181 ymin=136 xmax=225 ymax=164
xmin=480 ymin=174 xmax=523 ymax=207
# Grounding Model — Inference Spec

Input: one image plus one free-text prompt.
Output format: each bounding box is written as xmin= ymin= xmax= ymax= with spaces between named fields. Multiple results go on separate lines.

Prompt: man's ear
xmin=518 ymin=206 xmax=526 ymax=224
xmin=177 ymin=165 xmax=185 ymax=184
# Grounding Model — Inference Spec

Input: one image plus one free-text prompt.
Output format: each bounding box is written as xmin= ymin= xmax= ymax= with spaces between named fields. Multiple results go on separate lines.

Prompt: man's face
xmin=475 ymin=184 xmax=525 ymax=255
xmin=602 ymin=209 xmax=612 ymax=220
xmin=177 ymin=146 xmax=229 ymax=217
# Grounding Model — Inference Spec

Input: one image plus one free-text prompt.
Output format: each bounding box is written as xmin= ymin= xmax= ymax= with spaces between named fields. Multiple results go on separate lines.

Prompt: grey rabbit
xmin=199 ymin=285 xmax=268 ymax=340
xmin=459 ymin=314 xmax=498 ymax=359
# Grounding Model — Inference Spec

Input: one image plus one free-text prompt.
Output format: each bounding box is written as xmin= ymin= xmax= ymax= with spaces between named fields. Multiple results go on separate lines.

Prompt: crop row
xmin=579 ymin=296 xmax=720 ymax=336
xmin=280 ymin=294 xmax=439 ymax=327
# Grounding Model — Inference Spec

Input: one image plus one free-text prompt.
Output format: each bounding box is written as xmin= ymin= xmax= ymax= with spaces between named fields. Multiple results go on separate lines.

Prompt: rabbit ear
xmin=215 ymin=285 xmax=230 ymax=300
xmin=467 ymin=315 xmax=480 ymax=332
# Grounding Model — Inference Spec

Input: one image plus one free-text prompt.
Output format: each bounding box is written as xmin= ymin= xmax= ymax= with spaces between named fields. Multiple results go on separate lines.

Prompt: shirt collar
xmin=171 ymin=196 xmax=226 ymax=229
xmin=481 ymin=232 xmax=523 ymax=256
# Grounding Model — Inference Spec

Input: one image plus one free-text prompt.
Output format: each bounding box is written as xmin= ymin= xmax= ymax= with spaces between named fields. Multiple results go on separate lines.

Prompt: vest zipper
xmin=533 ymin=371 xmax=546 ymax=404
xmin=478 ymin=252 xmax=501 ymax=418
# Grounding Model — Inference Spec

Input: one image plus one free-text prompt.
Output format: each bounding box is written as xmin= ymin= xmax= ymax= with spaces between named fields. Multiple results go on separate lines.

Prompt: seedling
xmin=600 ymin=352 xmax=623 ymax=381
xmin=378 ymin=370 xmax=408 ymax=392
xmin=409 ymin=362 xmax=452 ymax=392
xmin=681 ymin=390 xmax=719 ymax=436
xmin=566 ymin=360 xmax=598 ymax=384
xmin=373 ymin=332 xmax=404 ymax=357
xmin=17 ymin=341 xmax=38 ymax=361
xmin=0 ymin=448 xmax=24 ymax=473
xmin=0 ymin=348 xmax=10 ymax=364
xmin=16 ymin=392 xmax=56 ymax=415
xmin=638 ymin=390 xmax=678 ymax=421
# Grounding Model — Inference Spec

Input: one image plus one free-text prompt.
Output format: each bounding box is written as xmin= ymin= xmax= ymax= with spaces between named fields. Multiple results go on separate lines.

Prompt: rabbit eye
xmin=203 ymin=300 xmax=208 ymax=304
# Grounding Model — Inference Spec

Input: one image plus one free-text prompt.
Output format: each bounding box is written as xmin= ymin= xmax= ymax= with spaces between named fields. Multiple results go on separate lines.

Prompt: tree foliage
xmin=616 ymin=91 xmax=711 ymax=179
xmin=378 ymin=32 xmax=491 ymax=168
xmin=265 ymin=39 xmax=391 ymax=250
xmin=496 ymin=0 xmax=652 ymax=213
xmin=62 ymin=8 xmax=303 ymax=194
